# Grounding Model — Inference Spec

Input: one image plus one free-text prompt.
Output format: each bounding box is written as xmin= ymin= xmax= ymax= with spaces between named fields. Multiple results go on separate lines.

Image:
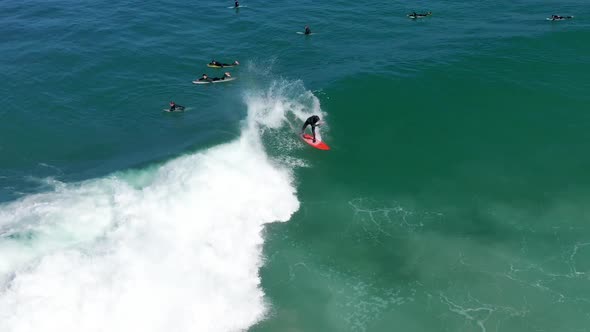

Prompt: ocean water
xmin=1 ymin=0 xmax=590 ymax=331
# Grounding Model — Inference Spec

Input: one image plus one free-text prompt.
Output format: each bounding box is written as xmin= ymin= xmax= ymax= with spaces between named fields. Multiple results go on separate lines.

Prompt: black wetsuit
xmin=169 ymin=104 xmax=184 ymax=111
xmin=211 ymin=61 xmax=234 ymax=67
xmin=211 ymin=75 xmax=230 ymax=81
xmin=301 ymin=115 xmax=320 ymax=141
xmin=235 ymin=1 xmax=239 ymax=8
xmin=304 ymin=27 xmax=311 ymax=35
xmin=199 ymin=76 xmax=213 ymax=82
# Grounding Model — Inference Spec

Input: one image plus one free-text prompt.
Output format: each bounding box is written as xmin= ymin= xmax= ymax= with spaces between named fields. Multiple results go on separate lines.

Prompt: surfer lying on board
xmin=301 ymin=115 xmax=321 ymax=143
xmin=304 ymin=25 xmax=311 ymax=35
xmin=197 ymin=72 xmax=231 ymax=82
xmin=198 ymin=74 xmax=212 ymax=82
xmin=409 ymin=11 xmax=431 ymax=17
xmin=209 ymin=60 xmax=240 ymax=67
xmin=211 ymin=72 xmax=232 ymax=81
xmin=550 ymin=14 xmax=572 ymax=20
xmin=169 ymin=101 xmax=184 ymax=112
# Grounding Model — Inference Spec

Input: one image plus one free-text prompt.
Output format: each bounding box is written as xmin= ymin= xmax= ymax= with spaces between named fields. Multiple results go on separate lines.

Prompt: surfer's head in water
xmin=301 ymin=115 xmax=321 ymax=143
xmin=304 ymin=25 xmax=311 ymax=35
xmin=200 ymin=74 xmax=210 ymax=81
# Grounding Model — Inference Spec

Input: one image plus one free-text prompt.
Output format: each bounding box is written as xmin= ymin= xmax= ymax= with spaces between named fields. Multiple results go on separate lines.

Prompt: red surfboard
xmin=301 ymin=134 xmax=330 ymax=150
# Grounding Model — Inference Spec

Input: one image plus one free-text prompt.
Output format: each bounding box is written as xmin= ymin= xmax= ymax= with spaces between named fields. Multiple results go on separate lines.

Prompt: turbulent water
xmin=1 ymin=0 xmax=590 ymax=331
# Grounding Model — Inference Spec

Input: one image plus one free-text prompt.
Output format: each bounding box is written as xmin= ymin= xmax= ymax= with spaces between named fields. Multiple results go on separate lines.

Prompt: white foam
xmin=0 ymin=80 xmax=322 ymax=332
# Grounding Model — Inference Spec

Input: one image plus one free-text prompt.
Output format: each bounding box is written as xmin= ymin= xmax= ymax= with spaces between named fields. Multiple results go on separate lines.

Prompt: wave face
xmin=0 ymin=81 xmax=322 ymax=332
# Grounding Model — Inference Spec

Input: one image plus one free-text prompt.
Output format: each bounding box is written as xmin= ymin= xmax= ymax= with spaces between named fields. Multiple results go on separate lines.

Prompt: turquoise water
xmin=2 ymin=0 xmax=590 ymax=331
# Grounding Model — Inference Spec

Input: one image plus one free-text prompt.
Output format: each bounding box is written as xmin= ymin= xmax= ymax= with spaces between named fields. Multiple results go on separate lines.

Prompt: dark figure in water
xmin=209 ymin=60 xmax=240 ymax=67
xmin=199 ymin=73 xmax=212 ymax=82
xmin=169 ymin=101 xmax=184 ymax=112
xmin=301 ymin=115 xmax=321 ymax=143
xmin=304 ymin=25 xmax=311 ymax=35
xmin=212 ymin=72 xmax=232 ymax=81
xmin=409 ymin=11 xmax=431 ymax=17
xmin=235 ymin=0 xmax=239 ymax=8
xmin=551 ymin=14 xmax=572 ymax=20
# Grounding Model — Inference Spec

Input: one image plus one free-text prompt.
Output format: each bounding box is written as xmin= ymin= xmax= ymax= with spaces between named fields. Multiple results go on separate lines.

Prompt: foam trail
xmin=0 ymin=80 xmax=320 ymax=332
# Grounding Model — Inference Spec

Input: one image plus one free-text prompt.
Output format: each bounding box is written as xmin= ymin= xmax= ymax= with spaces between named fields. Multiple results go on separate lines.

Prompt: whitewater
xmin=0 ymin=81 xmax=322 ymax=332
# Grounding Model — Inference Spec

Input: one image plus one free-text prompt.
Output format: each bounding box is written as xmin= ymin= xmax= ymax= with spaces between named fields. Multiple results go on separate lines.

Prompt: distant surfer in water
xmin=234 ymin=0 xmax=239 ymax=8
xmin=301 ymin=115 xmax=321 ymax=143
xmin=211 ymin=72 xmax=232 ymax=81
xmin=199 ymin=74 xmax=212 ymax=82
xmin=209 ymin=60 xmax=239 ymax=67
xmin=409 ymin=11 xmax=431 ymax=18
xmin=304 ymin=25 xmax=311 ymax=35
xmin=550 ymin=14 xmax=572 ymax=20
xmin=198 ymin=73 xmax=231 ymax=82
xmin=169 ymin=101 xmax=184 ymax=112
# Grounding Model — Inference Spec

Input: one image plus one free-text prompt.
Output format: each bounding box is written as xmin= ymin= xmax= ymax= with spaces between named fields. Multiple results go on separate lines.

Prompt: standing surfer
xmin=301 ymin=115 xmax=321 ymax=143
